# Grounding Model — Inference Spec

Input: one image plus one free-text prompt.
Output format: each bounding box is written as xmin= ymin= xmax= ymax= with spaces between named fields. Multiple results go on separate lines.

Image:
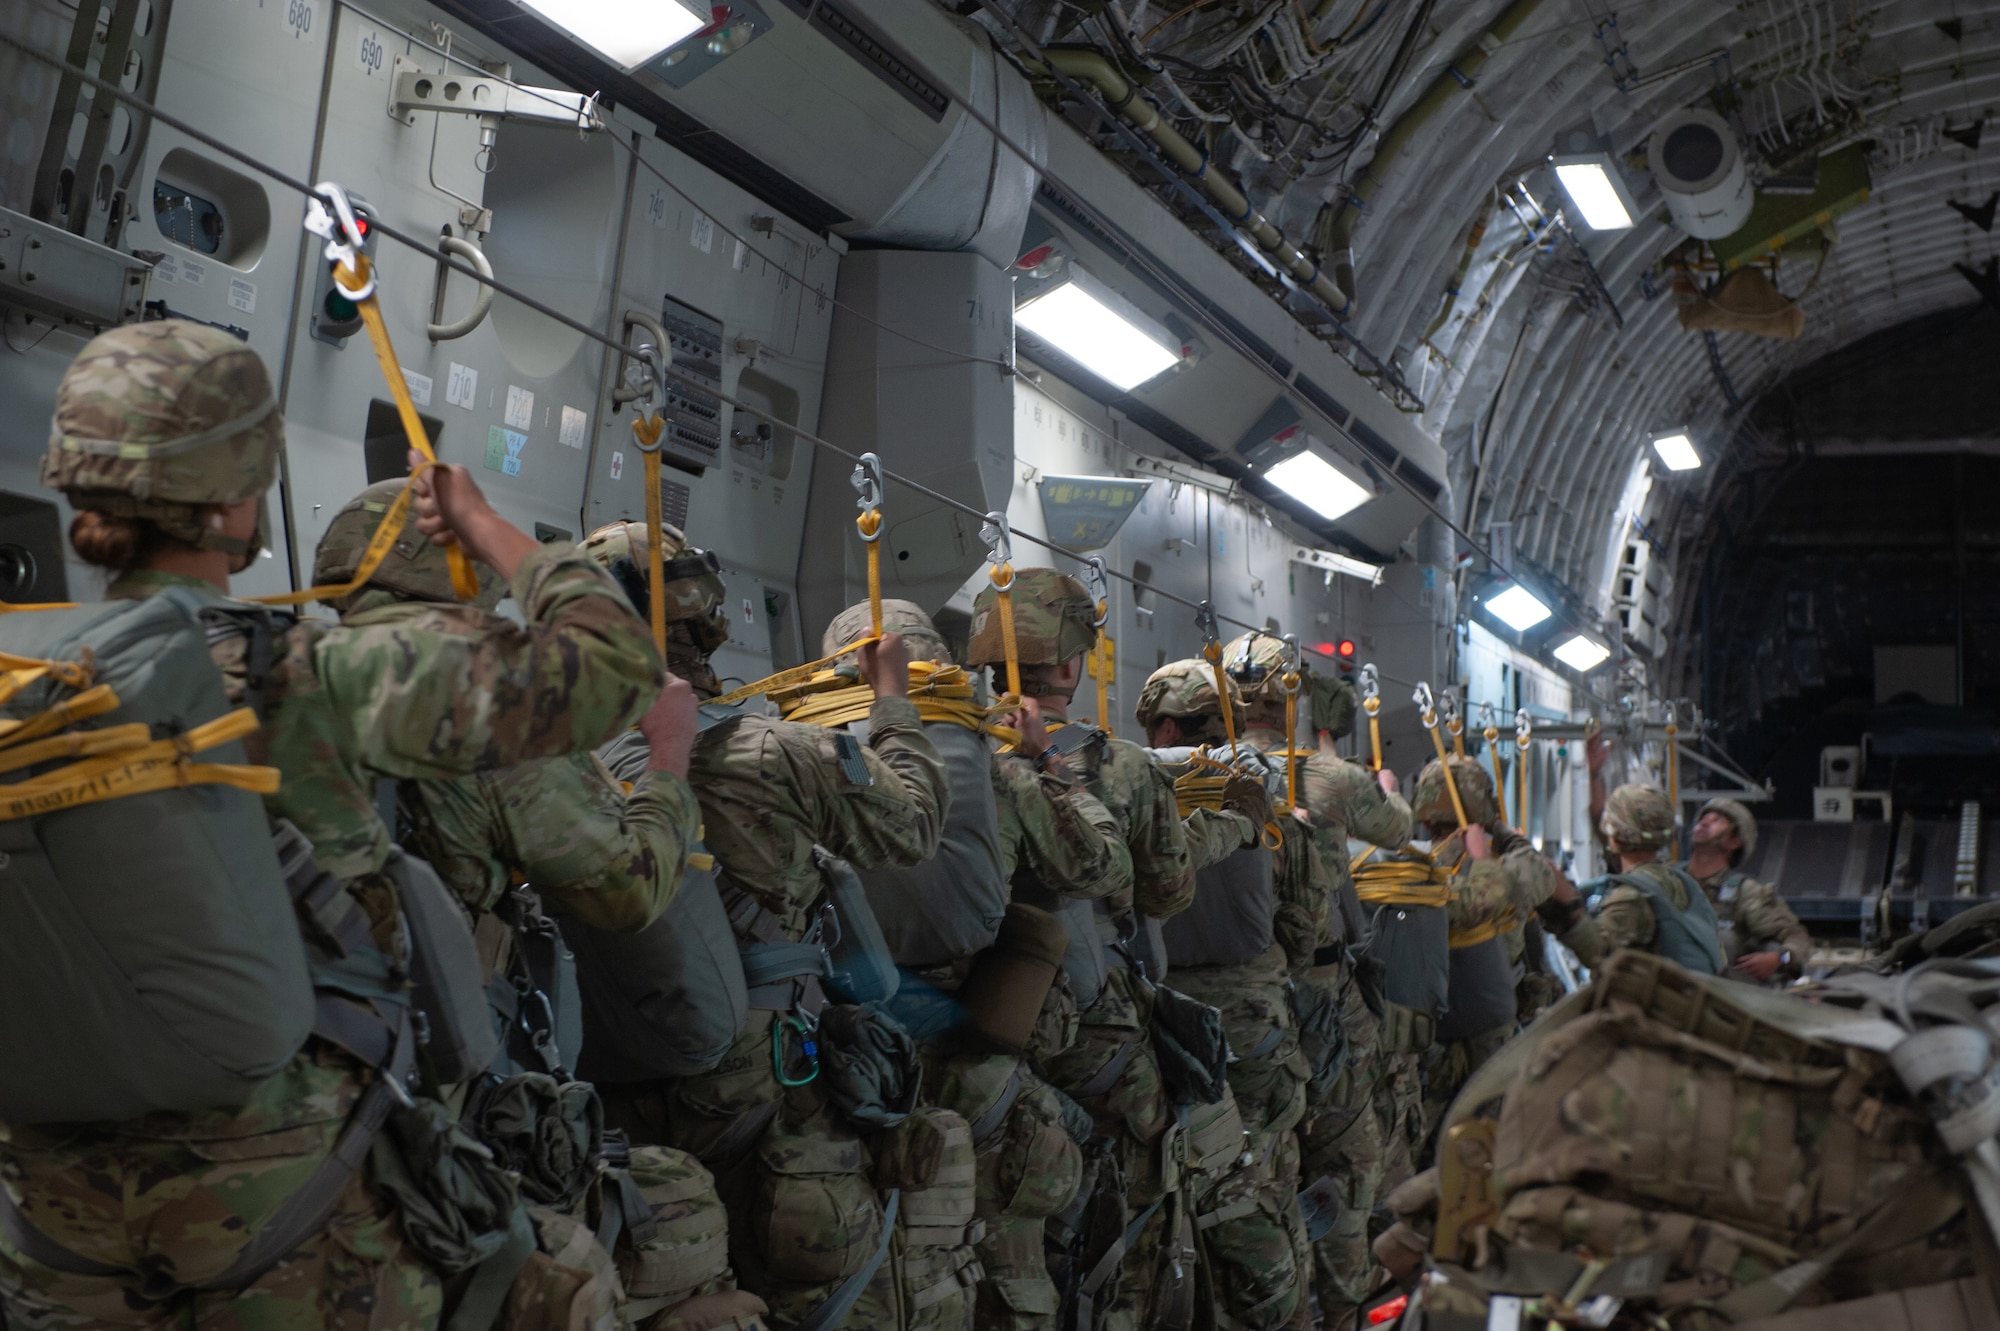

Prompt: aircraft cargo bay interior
xmin=2 ymin=1 xmax=1999 ymax=1329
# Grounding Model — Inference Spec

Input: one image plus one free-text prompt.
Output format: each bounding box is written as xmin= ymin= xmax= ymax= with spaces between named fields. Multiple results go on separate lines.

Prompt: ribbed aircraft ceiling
xmin=980 ymin=0 xmax=2000 ymax=695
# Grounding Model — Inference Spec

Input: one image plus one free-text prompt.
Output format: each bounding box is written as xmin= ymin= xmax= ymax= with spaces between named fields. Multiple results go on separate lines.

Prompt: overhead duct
xmin=1649 ymin=109 xmax=1754 ymax=240
xmin=798 ymin=250 xmax=1015 ymax=640
xmin=634 ymin=0 xmax=1044 ymax=268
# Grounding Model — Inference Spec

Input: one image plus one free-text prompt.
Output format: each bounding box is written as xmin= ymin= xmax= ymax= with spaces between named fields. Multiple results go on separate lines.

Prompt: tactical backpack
xmin=1588 ymin=865 xmax=1727 ymax=975
xmin=569 ymin=720 xmax=749 ymax=1081
xmin=0 ymin=589 xmax=315 ymax=1122
xmin=856 ymin=721 xmax=1007 ymax=968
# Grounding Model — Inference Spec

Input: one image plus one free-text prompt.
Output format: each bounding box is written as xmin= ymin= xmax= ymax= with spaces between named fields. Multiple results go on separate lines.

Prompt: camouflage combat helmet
xmin=45 ymin=319 xmax=281 ymax=558
xmin=822 ymin=599 xmax=951 ymax=665
xmin=1697 ymin=796 xmax=1758 ymax=864
xmin=1412 ymin=755 xmax=1499 ymax=830
xmin=1602 ymin=782 xmax=1676 ymax=854
xmin=579 ymin=519 xmax=729 ymax=655
xmin=1134 ymin=658 xmax=1246 ymax=734
xmin=1223 ymin=632 xmax=1303 ymax=703
xmin=967 ymin=568 xmax=1098 ymax=668
xmin=1310 ymin=674 xmax=1358 ymax=739
xmin=313 ymin=479 xmax=503 ymax=610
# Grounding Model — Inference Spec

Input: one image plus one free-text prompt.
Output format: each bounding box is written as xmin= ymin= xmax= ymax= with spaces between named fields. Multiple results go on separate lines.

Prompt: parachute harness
xmin=708 ymin=454 xmax=889 ymax=708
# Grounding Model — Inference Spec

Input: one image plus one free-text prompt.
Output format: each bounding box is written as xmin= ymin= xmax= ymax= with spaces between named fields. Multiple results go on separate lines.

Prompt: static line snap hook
xmin=303 ymin=181 xmax=375 ymax=300
xmin=1414 ymin=682 xmax=1437 ymax=724
xmin=980 ymin=511 xmax=1013 ymax=577
xmin=851 ymin=453 xmax=884 ymax=529
xmin=1479 ymin=701 xmax=1498 ymax=731
xmin=1194 ymin=600 xmax=1220 ymax=651
xmin=1281 ymin=633 xmax=1303 ymax=691
xmin=1359 ymin=663 xmax=1380 ymax=703
xmin=1516 ymin=708 xmax=1533 ymax=745
xmin=1083 ymin=556 xmax=1110 ymax=627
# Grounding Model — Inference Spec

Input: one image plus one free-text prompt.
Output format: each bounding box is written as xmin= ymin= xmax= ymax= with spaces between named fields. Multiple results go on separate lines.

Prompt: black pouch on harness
xmin=816 ymin=847 xmax=901 ymax=1006
xmin=1149 ymin=984 xmax=1229 ymax=1107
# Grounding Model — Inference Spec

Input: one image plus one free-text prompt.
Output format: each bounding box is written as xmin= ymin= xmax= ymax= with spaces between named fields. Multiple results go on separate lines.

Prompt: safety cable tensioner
xmin=1515 ymin=708 xmax=1533 ymax=842
xmin=1195 ymin=600 xmax=1239 ymax=759
xmin=1359 ymin=663 xmax=1383 ymax=772
xmin=1082 ymin=556 xmax=1113 ymax=729
xmin=1481 ymin=702 xmax=1509 ymax=828
xmin=981 ymin=512 xmax=1023 ymax=707
xmin=1416 ymin=682 xmax=1469 ymax=831
xmin=263 ymin=182 xmax=478 ymax=609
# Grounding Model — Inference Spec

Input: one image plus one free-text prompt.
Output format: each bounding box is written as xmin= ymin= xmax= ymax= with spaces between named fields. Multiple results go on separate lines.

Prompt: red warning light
xmin=1337 ymin=639 xmax=1356 ymax=658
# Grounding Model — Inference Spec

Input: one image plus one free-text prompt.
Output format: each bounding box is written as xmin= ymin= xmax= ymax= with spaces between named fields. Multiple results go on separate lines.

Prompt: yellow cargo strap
xmin=708 ymin=457 xmax=893 ymax=709
xmin=0 ymin=705 xmax=278 ymax=820
xmin=1481 ymin=705 xmax=1509 ymax=827
xmin=979 ymin=512 xmax=1022 ymax=709
xmin=771 ymin=661 xmax=1022 ymax=746
xmin=1415 ymin=683 xmax=1469 ymax=830
xmin=1172 ymin=748 xmax=1283 ymax=849
xmin=1351 ymin=843 xmax=1453 ymax=907
xmin=1278 ymin=634 xmax=1304 ymax=814
xmin=1195 ymin=602 xmax=1238 ymax=757
xmin=1081 ymin=557 xmax=1112 ymax=730
xmin=1359 ymin=663 xmax=1382 ymax=771
xmin=1515 ymin=709 xmax=1533 ymax=840
xmin=254 ymin=237 xmax=474 ymax=607
xmin=631 ymin=413 xmax=670 ymax=658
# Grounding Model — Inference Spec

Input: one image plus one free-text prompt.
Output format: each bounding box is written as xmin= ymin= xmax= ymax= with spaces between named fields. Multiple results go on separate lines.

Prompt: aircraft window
xmin=153 ymin=181 xmax=225 ymax=255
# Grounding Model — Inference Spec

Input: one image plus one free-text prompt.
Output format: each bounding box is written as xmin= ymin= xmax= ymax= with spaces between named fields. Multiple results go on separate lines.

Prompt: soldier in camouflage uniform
xmin=1273 ymin=659 xmax=1411 ymax=1331
xmin=1407 ymin=757 xmax=1589 ymax=1142
xmin=1137 ymin=659 xmax=1310 ymax=1331
xmin=1 ymin=321 xmax=663 ymax=1329
xmin=1589 ymin=784 xmax=1725 ymax=976
xmin=312 ymin=486 xmax=771 ymax=1331
xmin=578 ymin=522 xmax=952 ymax=1331
xmin=1683 ymin=798 xmax=1810 ymax=984
xmin=965 ymin=571 xmax=1269 ymax=1331
xmin=820 ymin=599 xmax=1132 ymax=1331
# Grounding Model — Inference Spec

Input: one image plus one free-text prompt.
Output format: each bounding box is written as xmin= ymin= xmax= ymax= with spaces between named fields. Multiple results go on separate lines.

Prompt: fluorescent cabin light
xmin=1653 ymin=432 xmax=1702 ymax=471
xmin=515 ymin=0 xmax=706 ymax=70
xmin=1265 ymin=450 xmax=1372 ymax=522
xmin=1553 ymin=634 xmax=1612 ymax=672
xmin=1485 ymin=584 xmax=1553 ymax=632
xmin=1553 ymin=160 xmax=1636 ymax=230
xmin=1015 ymin=279 xmax=1180 ymax=391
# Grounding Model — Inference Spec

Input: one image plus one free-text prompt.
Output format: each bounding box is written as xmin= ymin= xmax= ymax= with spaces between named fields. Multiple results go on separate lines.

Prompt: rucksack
xmin=0 ymin=589 xmax=315 ymax=1122
xmin=568 ymin=720 xmax=748 ymax=1081
xmin=1351 ymin=842 xmax=1451 ymax=1052
xmin=1434 ymin=934 xmax=1518 ymax=1044
xmin=854 ymin=721 xmax=1006 ymax=968
xmin=1160 ymin=843 xmax=1276 ymax=969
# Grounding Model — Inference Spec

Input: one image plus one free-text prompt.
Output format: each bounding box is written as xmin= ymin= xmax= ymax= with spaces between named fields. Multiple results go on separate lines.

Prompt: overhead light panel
xmin=1552 ymin=634 xmax=1612 ymax=672
xmin=1652 ymin=432 xmax=1702 ymax=471
xmin=1265 ymin=449 xmax=1372 ymax=523
xmin=1544 ymin=159 xmax=1640 ymax=231
xmin=1015 ymin=270 xmax=1181 ymax=391
xmin=514 ymin=0 xmax=706 ymax=70
xmin=1485 ymin=584 xmax=1553 ymax=632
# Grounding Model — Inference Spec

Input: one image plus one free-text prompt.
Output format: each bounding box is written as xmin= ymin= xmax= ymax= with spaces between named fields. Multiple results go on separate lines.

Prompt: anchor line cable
xmin=0 ymin=27 xmax=1679 ymax=719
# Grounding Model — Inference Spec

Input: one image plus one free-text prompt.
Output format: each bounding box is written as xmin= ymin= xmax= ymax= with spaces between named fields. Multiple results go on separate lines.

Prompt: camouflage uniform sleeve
xmin=490 ymin=752 xmax=699 ymax=932
xmin=1592 ymin=883 xmax=1657 ymax=954
xmin=1447 ymin=861 xmax=1517 ymax=932
xmin=1555 ymin=912 xmax=1608 ymax=968
xmin=797 ymin=696 xmax=949 ymax=868
xmin=1097 ymin=741 xmax=1196 ymax=920
xmin=992 ymin=754 xmax=1132 ymax=901
xmin=1182 ymin=807 xmax=1258 ymax=871
xmin=1491 ymin=829 xmax=1560 ymax=917
xmin=1734 ymin=875 xmax=1813 ymax=977
xmin=317 ymin=545 xmax=662 ymax=778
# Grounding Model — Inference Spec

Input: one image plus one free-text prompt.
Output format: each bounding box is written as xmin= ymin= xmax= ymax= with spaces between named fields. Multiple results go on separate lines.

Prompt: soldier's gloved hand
xmin=1221 ymin=772 xmax=1274 ymax=829
xmin=857 ymin=632 xmax=911 ymax=700
xmin=408 ymin=451 xmax=537 ymax=578
xmin=1008 ymin=695 xmax=1051 ymax=759
xmin=640 ymin=674 xmax=698 ymax=777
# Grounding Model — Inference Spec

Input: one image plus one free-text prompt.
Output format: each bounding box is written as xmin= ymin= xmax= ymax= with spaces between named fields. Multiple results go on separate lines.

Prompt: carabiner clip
xmin=980 ymin=511 xmax=1014 ymax=585
xmin=1083 ymin=556 xmax=1110 ymax=628
xmin=1515 ymin=708 xmax=1533 ymax=747
xmin=772 ymin=1012 xmax=820 ymax=1087
xmin=303 ymin=182 xmax=375 ymax=300
xmin=1359 ymin=663 xmax=1380 ymax=703
xmin=1194 ymin=600 xmax=1220 ymax=655
xmin=1413 ymin=682 xmax=1437 ymax=726
xmin=1280 ymin=634 xmax=1304 ymax=695
xmin=851 ymin=453 xmax=885 ymax=535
